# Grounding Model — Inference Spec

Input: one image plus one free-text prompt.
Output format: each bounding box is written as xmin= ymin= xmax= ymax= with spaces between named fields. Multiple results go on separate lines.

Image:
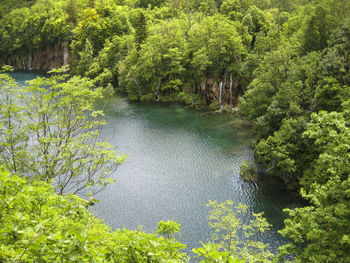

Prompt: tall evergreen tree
xmin=134 ymin=10 xmax=148 ymax=52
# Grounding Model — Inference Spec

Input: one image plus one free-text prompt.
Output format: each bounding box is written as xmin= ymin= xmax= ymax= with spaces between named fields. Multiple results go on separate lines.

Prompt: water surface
xmin=95 ymin=97 xmax=303 ymax=253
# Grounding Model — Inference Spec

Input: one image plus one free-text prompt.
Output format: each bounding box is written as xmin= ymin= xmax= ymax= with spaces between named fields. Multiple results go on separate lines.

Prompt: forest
xmin=0 ymin=0 xmax=349 ymax=262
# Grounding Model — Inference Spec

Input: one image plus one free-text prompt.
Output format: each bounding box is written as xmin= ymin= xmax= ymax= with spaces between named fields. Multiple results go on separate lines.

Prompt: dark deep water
xmin=12 ymin=71 xmax=304 ymax=256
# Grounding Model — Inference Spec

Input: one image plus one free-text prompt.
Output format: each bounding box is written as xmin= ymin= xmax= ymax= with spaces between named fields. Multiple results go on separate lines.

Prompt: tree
xmin=278 ymin=176 xmax=350 ymax=263
xmin=65 ymin=0 xmax=80 ymax=25
xmin=254 ymin=117 xmax=308 ymax=188
xmin=197 ymin=200 xmax=274 ymax=263
xmin=75 ymin=38 xmax=94 ymax=76
xmin=0 ymin=0 xmax=35 ymax=19
xmin=137 ymin=0 xmax=166 ymax=9
xmin=300 ymin=110 xmax=350 ymax=188
xmin=0 ymin=167 xmax=189 ymax=262
xmin=242 ymin=5 xmax=267 ymax=48
xmin=239 ymin=43 xmax=295 ymax=122
xmin=188 ymin=15 xmax=248 ymax=81
xmin=193 ymin=243 xmax=244 ymax=263
xmin=71 ymin=5 xmax=132 ymax=62
xmin=120 ymin=18 xmax=188 ymax=100
xmin=0 ymin=67 xmax=126 ymax=195
xmin=314 ymin=77 xmax=349 ymax=112
xmin=301 ymin=2 xmax=333 ymax=54
xmin=134 ymin=9 xmax=148 ymax=52
xmin=318 ymin=19 xmax=350 ymax=87
xmin=220 ymin=0 xmax=255 ymax=21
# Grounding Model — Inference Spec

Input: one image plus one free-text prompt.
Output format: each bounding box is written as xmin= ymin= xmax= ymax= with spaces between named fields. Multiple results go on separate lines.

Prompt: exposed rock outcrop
xmin=200 ymin=75 xmax=242 ymax=106
xmin=2 ymin=42 xmax=71 ymax=71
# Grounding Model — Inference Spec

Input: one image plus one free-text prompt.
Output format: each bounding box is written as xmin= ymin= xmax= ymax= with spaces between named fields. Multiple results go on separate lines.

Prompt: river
xmin=12 ymin=71 xmax=303 ymax=256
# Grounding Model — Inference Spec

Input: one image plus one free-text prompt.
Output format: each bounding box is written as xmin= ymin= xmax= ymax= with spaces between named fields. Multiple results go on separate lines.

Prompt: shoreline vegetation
xmin=1 ymin=0 xmax=349 ymax=261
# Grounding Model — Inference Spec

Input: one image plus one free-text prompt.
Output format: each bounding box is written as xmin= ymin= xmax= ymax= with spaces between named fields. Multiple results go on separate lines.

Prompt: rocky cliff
xmin=200 ymin=75 xmax=242 ymax=106
xmin=2 ymin=42 xmax=70 ymax=71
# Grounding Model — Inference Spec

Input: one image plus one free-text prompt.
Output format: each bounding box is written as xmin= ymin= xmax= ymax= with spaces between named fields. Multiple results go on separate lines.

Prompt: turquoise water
xmin=12 ymin=71 xmax=303 ymax=256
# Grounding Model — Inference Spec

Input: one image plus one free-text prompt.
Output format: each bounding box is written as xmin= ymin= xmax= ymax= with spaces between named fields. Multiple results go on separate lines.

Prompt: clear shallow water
xmin=12 ymin=71 xmax=304 ymax=255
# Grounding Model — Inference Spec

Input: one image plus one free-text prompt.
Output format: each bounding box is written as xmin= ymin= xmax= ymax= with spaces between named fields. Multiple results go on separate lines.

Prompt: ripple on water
xmin=94 ymin=98 xmax=304 ymax=253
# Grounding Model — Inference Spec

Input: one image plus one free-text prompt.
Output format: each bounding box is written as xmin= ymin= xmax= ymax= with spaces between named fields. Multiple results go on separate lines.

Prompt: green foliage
xmin=222 ymin=104 xmax=234 ymax=113
xmin=278 ymin=176 xmax=350 ymax=263
xmin=65 ymin=0 xmax=80 ymax=25
xmin=193 ymin=243 xmax=244 ymax=263
xmin=203 ymin=200 xmax=274 ymax=263
xmin=208 ymin=101 xmax=220 ymax=111
xmin=242 ymin=5 xmax=267 ymax=48
xmin=0 ymin=69 xmax=126 ymax=195
xmin=238 ymin=3 xmax=350 ymax=195
xmin=0 ymin=168 xmax=189 ymax=262
xmin=318 ymin=19 xmax=350 ymax=86
xmin=188 ymin=15 xmax=248 ymax=81
xmin=137 ymin=0 xmax=166 ymax=9
xmin=301 ymin=110 xmax=350 ymax=188
xmin=71 ymin=4 xmax=132 ymax=66
xmin=157 ymin=220 xmax=181 ymax=239
xmin=239 ymin=43 xmax=296 ymax=122
xmin=255 ymin=117 xmax=308 ymax=187
xmin=120 ymin=18 xmax=189 ymax=100
xmin=0 ymin=0 xmax=349 ymax=110
xmin=177 ymin=91 xmax=205 ymax=107
xmin=134 ymin=9 xmax=148 ymax=51
xmin=239 ymin=161 xmax=257 ymax=182
xmin=0 ymin=1 xmax=68 ymax=57
xmin=0 ymin=0 xmax=35 ymax=19
xmin=301 ymin=2 xmax=334 ymax=54
xmin=0 ymin=0 xmax=254 ymax=104
xmin=75 ymin=38 xmax=94 ymax=75
xmin=315 ymin=77 xmax=349 ymax=112
xmin=255 ymin=107 xmax=350 ymax=191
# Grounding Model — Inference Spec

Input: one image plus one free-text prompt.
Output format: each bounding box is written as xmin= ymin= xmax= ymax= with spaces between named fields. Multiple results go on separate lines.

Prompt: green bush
xmin=0 ymin=168 xmax=188 ymax=262
xmin=239 ymin=161 xmax=258 ymax=182
xmin=208 ymin=101 xmax=220 ymax=111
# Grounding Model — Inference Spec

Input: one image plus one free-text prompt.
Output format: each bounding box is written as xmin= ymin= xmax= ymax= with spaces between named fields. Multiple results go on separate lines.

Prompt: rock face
xmin=200 ymin=75 xmax=242 ymax=106
xmin=2 ymin=42 xmax=71 ymax=71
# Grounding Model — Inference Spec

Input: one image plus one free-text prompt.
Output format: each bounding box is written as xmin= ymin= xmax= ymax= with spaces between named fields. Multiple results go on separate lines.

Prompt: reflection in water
xmin=12 ymin=72 xmax=304 ymax=255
